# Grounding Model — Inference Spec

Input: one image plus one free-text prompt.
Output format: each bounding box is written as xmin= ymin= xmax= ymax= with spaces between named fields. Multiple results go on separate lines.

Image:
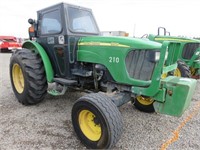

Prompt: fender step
xmin=48 ymin=85 xmax=68 ymax=96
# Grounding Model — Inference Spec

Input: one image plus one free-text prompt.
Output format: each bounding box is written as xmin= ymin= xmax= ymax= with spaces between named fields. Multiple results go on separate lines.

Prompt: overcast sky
xmin=0 ymin=0 xmax=200 ymax=38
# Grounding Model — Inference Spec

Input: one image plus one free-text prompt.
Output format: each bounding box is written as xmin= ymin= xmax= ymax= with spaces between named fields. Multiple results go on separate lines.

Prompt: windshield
xmin=67 ymin=7 xmax=99 ymax=34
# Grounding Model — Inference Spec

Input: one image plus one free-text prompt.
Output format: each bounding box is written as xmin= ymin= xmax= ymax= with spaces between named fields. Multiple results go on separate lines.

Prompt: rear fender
xmin=22 ymin=40 xmax=54 ymax=82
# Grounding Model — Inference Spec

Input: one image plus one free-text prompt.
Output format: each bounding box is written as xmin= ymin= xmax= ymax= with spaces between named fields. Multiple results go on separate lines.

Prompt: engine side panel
xmin=77 ymin=36 xmax=161 ymax=86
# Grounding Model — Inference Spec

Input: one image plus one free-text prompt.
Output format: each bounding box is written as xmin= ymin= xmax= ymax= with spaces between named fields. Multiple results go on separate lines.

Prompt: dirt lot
xmin=0 ymin=53 xmax=200 ymax=150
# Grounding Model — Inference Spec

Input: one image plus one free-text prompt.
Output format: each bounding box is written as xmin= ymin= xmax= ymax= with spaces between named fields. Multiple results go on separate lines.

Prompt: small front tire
xmin=133 ymin=96 xmax=155 ymax=113
xmin=72 ymin=93 xmax=123 ymax=149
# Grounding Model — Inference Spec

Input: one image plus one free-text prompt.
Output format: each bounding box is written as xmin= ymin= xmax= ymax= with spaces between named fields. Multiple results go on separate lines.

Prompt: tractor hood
xmin=78 ymin=36 xmax=162 ymax=50
xmin=148 ymin=34 xmax=200 ymax=44
xmin=77 ymin=36 xmax=167 ymax=87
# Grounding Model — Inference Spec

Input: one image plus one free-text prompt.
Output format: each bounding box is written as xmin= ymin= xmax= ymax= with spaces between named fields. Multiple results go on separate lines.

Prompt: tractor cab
xmin=28 ymin=3 xmax=100 ymax=78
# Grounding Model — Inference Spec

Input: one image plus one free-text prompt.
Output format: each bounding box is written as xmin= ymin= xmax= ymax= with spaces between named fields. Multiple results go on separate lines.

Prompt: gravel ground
xmin=0 ymin=53 xmax=200 ymax=150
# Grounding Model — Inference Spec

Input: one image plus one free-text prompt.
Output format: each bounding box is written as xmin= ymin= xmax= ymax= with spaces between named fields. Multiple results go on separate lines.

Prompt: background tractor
xmin=148 ymin=27 xmax=200 ymax=79
xmin=10 ymin=3 xmax=197 ymax=149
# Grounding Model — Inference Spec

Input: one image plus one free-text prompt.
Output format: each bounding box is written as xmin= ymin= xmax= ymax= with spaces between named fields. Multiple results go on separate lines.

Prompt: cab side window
xmin=41 ymin=10 xmax=62 ymax=34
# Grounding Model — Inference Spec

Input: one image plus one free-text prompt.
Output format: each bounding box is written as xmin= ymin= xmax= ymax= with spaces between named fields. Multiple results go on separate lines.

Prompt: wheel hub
xmin=190 ymin=67 xmax=196 ymax=76
xmin=137 ymin=96 xmax=153 ymax=105
xmin=161 ymin=73 xmax=167 ymax=79
xmin=174 ymin=68 xmax=181 ymax=77
xmin=12 ymin=63 xmax=24 ymax=93
xmin=79 ymin=110 xmax=101 ymax=141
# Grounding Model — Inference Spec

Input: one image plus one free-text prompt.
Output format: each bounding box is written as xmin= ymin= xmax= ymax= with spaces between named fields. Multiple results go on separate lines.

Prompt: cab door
xmin=36 ymin=5 xmax=70 ymax=78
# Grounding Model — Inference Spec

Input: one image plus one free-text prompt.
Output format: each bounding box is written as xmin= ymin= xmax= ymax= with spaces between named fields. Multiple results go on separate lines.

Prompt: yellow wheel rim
xmin=161 ymin=73 xmax=167 ymax=79
xmin=12 ymin=63 xmax=25 ymax=93
xmin=137 ymin=96 xmax=153 ymax=105
xmin=79 ymin=110 xmax=101 ymax=141
xmin=190 ymin=67 xmax=196 ymax=76
xmin=174 ymin=68 xmax=181 ymax=77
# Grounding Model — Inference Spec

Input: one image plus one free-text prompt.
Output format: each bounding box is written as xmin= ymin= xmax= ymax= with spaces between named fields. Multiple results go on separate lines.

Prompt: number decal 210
xmin=109 ymin=57 xmax=119 ymax=63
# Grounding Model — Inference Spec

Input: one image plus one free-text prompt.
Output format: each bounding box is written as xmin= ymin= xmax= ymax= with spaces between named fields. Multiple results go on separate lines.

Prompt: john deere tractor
xmin=148 ymin=27 xmax=200 ymax=79
xmin=10 ymin=3 xmax=197 ymax=149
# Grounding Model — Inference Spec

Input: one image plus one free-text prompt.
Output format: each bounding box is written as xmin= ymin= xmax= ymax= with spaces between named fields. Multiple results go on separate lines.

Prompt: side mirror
xmin=28 ymin=18 xmax=35 ymax=25
xmin=28 ymin=18 xmax=37 ymax=40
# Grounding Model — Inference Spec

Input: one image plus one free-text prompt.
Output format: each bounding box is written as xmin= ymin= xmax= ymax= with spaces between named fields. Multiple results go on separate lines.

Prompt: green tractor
xmin=148 ymin=27 xmax=200 ymax=79
xmin=10 ymin=3 xmax=197 ymax=149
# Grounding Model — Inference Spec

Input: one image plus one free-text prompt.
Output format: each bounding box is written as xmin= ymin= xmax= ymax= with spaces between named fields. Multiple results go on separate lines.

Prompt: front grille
xmin=182 ymin=43 xmax=200 ymax=59
xmin=166 ymin=43 xmax=180 ymax=65
xmin=125 ymin=50 xmax=156 ymax=81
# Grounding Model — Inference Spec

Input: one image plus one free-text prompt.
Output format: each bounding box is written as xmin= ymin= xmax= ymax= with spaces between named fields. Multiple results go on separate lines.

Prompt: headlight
xmin=165 ymin=50 xmax=168 ymax=61
xmin=155 ymin=51 xmax=160 ymax=61
xmin=148 ymin=51 xmax=160 ymax=62
xmin=0 ymin=41 xmax=3 ymax=45
xmin=195 ymin=51 xmax=200 ymax=56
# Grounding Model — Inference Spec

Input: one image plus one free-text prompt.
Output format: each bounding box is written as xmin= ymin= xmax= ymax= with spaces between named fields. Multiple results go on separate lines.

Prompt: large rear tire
xmin=173 ymin=60 xmax=191 ymax=78
xmin=10 ymin=49 xmax=47 ymax=105
xmin=71 ymin=93 xmax=123 ymax=149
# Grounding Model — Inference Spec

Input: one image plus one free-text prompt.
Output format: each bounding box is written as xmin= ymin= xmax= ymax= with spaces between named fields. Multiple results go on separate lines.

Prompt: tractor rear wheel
xmin=71 ymin=93 xmax=123 ymax=149
xmin=133 ymin=96 xmax=155 ymax=113
xmin=173 ymin=60 xmax=191 ymax=78
xmin=10 ymin=49 xmax=47 ymax=105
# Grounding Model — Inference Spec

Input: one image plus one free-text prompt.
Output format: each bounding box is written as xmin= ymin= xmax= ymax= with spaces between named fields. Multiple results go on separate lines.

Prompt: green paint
xmin=78 ymin=36 xmax=162 ymax=87
xmin=22 ymin=40 xmax=54 ymax=82
xmin=187 ymin=47 xmax=200 ymax=67
xmin=21 ymin=36 xmax=196 ymax=117
xmin=193 ymin=61 xmax=200 ymax=68
xmin=77 ymin=36 xmax=197 ymax=116
xmin=162 ymin=63 xmax=177 ymax=74
xmin=153 ymin=76 xmax=197 ymax=117
xmin=152 ymin=88 xmax=166 ymax=102
xmin=149 ymin=34 xmax=200 ymax=75
xmin=47 ymin=90 xmax=61 ymax=96
xmin=131 ymin=42 xmax=177 ymax=97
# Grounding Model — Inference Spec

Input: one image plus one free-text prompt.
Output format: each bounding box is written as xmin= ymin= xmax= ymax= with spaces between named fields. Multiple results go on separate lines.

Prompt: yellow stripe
xmin=78 ymin=42 xmax=130 ymax=48
xmin=155 ymin=37 xmax=195 ymax=43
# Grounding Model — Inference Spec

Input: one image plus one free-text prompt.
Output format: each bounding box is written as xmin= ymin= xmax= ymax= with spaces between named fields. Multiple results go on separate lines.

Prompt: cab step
xmin=53 ymin=78 xmax=77 ymax=85
xmin=48 ymin=85 xmax=68 ymax=96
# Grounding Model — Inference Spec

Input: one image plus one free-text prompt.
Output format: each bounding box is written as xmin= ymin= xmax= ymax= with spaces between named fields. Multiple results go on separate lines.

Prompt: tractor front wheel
xmin=10 ymin=49 xmax=47 ymax=105
xmin=173 ymin=60 xmax=191 ymax=78
xmin=133 ymin=96 xmax=155 ymax=113
xmin=71 ymin=93 xmax=123 ymax=149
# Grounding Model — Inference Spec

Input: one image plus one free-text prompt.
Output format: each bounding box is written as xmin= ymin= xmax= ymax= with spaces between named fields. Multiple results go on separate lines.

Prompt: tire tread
xmin=10 ymin=49 xmax=47 ymax=105
xmin=73 ymin=93 xmax=123 ymax=149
